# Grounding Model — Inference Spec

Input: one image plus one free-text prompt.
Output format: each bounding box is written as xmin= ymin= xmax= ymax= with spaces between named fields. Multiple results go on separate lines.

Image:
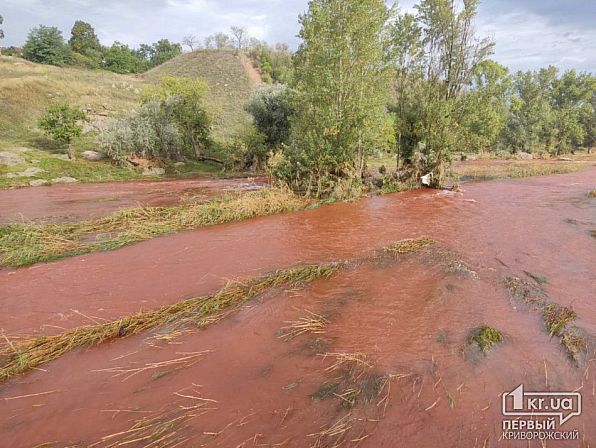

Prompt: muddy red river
xmin=1 ymin=169 xmax=595 ymax=447
xmin=0 ymin=177 xmax=267 ymax=225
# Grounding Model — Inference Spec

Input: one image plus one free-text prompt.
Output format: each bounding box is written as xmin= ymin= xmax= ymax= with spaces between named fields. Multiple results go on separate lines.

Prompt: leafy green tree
xmin=38 ymin=103 xmax=87 ymax=159
xmin=150 ymin=39 xmax=182 ymax=67
xmin=506 ymin=70 xmax=554 ymax=153
xmin=103 ymin=42 xmax=143 ymax=73
xmin=246 ymin=85 xmax=294 ymax=149
xmin=143 ymin=76 xmax=211 ymax=159
xmin=549 ymin=70 xmax=594 ymax=154
xmin=69 ymin=21 xmax=100 ymax=55
xmin=23 ymin=25 xmax=71 ymax=66
xmin=460 ymin=60 xmax=510 ymax=152
xmin=286 ymin=0 xmax=390 ymax=195
xmin=386 ymin=0 xmax=493 ymax=185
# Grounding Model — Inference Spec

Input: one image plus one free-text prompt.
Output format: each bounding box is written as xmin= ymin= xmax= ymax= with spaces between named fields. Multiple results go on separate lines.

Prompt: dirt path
xmin=0 ymin=168 xmax=594 ymax=446
xmin=0 ymin=177 xmax=267 ymax=224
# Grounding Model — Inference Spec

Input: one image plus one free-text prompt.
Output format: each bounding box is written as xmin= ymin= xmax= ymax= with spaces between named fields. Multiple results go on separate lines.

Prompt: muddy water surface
xmin=0 ymin=168 xmax=595 ymax=447
xmin=0 ymin=177 xmax=267 ymax=224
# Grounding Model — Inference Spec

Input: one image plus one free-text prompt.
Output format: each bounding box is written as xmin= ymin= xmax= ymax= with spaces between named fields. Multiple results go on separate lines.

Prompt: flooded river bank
xmin=0 ymin=168 xmax=594 ymax=446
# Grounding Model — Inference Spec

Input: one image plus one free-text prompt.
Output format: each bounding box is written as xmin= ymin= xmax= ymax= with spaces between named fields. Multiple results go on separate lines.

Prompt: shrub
xmin=246 ymin=84 xmax=294 ymax=150
xmin=98 ymin=97 xmax=184 ymax=164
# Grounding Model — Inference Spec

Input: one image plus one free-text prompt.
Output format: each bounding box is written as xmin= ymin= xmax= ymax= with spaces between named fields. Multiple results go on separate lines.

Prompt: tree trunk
xmin=67 ymin=143 xmax=75 ymax=160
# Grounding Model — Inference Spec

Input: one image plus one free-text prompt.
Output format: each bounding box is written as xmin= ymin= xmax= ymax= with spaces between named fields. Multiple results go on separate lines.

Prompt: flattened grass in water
xmin=0 ymin=237 xmax=436 ymax=382
xmin=0 ymin=262 xmax=342 ymax=381
xmin=0 ymin=188 xmax=311 ymax=267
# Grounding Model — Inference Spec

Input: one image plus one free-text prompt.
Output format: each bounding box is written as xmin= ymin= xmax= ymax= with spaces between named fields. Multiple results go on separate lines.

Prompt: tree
xmin=285 ymin=0 xmax=391 ymax=195
xmin=103 ymin=42 xmax=143 ymax=73
xmin=460 ymin=60 xmax=510 ymax=152
xmin=142 ymin=76 xmax=212 ymax=159
xmin=505 ymin=70 xmax=553 ymax=153
xmin=387 ymin=0 xmax=493 ymax=185
xmin=38 ymin=103 xmax=87 ymax=160
xmin=182 ymin=34 xmax=199 ymax=51
xmin=150 ymin=39 xmax=182 ymax=66
xmin=69 ymin=20 xmax=100 ymax=55
xmin=23 ymin=25 xmax=71 ymax=66
xmin=213 ymin=32 xmax=231 ymax=50
xmin=0 ymin=15 xmax=5 ymax=55
xmin=230 ymin=26 xmax=247 ymax=52
xmin=246 ymin=85 xmax=294 ymax=149
xmin=549 ymin=70 xmax=594 ymax=154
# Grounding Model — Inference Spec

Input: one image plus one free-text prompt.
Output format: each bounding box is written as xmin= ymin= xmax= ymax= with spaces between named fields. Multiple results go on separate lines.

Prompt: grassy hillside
xmin=144 ymin=50 xmax=260 ymax=141
xmin=0 ymin=52 xmax=260 ymax=187
xmin=0 ymin=56 xmax=142 ymax=147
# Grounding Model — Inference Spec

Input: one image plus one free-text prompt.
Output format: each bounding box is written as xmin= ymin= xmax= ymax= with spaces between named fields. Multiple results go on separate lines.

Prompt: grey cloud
xmin=0 ymin=0 xmax=593 ymax=72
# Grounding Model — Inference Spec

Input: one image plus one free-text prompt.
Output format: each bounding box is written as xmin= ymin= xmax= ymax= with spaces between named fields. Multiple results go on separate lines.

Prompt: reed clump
xmin=382 ymin=237 xmax=435 ymax=255
xmin=0 ymin=262 xmax=342 ymax=381
xmin=543 ymin=303 xmax=577 ymax=337
xmin=467 ymin=326 xmax=504 ymax=353
xmin=0 ymin=187 xmax=311 ymax=267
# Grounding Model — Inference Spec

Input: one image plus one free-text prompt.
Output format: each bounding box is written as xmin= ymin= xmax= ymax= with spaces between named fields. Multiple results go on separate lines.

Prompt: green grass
xmin=467 ymin=326 xmax=504 ymax=353
xmin=454 ymin=161 xmax=589 ymax=181
xmin=0 ymin=188 xmax=311 ymax=267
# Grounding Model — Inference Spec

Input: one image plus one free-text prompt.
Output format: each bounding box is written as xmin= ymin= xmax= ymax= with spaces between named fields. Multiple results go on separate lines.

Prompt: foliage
xmin=387 ymin=0 xmax=494 ymax=186
xmin=38 ymin=103 xmax=86 ymax=159
xmin=69 ymin=20 xmax=100 ymax=56
xmin=459 ymin=60 xmax=510 ymax=152
xmin=248 ymin=40 xmax=294 ymax=84
xmin=100 ymin=76 xmax=211 ymax=163
xmin=22 ymin=25 xmax=71 ymax=66
xmin=285 ymin=0 xmax=391 ymax=196
xmin=149 ymin=39 xmax=182 ymax=67
xmin=246 ymin=84 xmax=294 ymax=149
xmin=98 ymin=97 xmax=183 ymax=163
xmin=142 ymin=76 xmax=211 ymax=158
xmin=505 ymin=68 xmax=595 ymax=154
xmin=0 ymin=14 xmax=4 ymax=42
xmin=103 ymin=41 xmax=144 ymax=73
xmin=467 ymin=326 xmax=504 ymax=353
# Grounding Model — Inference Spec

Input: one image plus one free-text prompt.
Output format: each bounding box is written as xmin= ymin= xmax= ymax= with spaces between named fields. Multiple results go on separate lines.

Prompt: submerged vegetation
xmin=0 ymin=188 xmax=310 ymax=267
xmin=467 ymin=326 xmax=504 ymax=353
xmin=0 ymin=237 xmax=439 ymax=381
xmin=505 ymin=277 xmax=588 ymax=363
xmin=0 ymin=262 xmax=343 ymax=381
xmin=543 ymin=303 xmax=577 ymax=337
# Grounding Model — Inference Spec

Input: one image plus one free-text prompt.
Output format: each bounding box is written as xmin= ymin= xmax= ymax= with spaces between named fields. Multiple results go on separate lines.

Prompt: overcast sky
xmin=1 ymin=0 xmax=594 ymax=72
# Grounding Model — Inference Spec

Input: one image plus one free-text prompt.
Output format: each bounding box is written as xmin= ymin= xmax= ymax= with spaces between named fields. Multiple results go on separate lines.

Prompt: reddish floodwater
xmin=0 ymin=177 xmax=267 ymax=224
xmin=0 ymin=168 xmax=595 ymax=447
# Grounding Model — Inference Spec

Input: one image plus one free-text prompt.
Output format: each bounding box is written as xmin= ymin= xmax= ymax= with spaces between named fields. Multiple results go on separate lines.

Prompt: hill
xmin=144 ymin=50 xmax=262 ymax=141
xmin=0 ymin=56 xmax=142 ymax=146
xmin=0 ymin=52 xmax=262 ymax=187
